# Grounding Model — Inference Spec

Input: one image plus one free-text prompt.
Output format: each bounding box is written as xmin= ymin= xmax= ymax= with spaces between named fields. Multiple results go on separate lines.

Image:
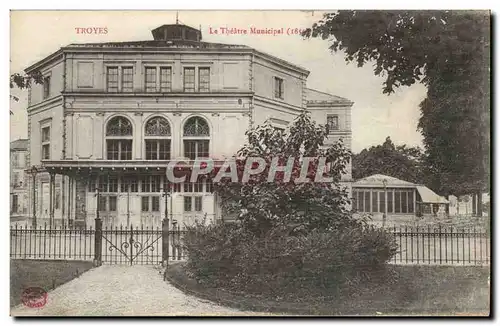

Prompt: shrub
xmin=182 ymin=222 xmax=398 ymax=298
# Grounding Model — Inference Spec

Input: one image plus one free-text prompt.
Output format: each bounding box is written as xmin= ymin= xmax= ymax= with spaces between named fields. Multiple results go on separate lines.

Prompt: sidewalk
xmin=11 ymin=265 xmax=270 ymax=316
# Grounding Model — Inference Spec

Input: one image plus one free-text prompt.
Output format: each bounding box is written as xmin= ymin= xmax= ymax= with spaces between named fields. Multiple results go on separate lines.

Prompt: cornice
xmin=253 ymin=95 xmax=303 ymax=113
xmin=27 ymin=95 xmax=63 ymax=114
xmin=62 ymin=91 xmax=254 ymax=98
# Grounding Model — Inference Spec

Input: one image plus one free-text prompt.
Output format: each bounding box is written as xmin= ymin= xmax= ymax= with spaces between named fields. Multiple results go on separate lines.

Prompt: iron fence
xmin=389 ymin=225 xmax=490 ymax=265
xmin=11 ymin=222 xmax=490 ymax=266
xmin=10 ymin=220 xmax=188 ymax=264
xmin=10 ymin=223 xmax=95 ymax=261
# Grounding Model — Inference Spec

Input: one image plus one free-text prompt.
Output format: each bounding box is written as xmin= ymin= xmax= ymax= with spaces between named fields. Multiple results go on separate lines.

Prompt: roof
xmin=305 ymin=88 xmax=353 ymax=106
xmin=416 ymin=186 xmax=449 ymax=204
xmin=353 ymin=174 xmax=416 ymax=188
xmin=10 ymin=139 xmax=28 ymax=151
xmin=65 ymin=39 xmax=251 ymax=50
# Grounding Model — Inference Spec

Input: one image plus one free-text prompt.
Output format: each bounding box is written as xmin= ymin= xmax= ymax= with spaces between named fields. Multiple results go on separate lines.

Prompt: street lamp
xmin=382 ymin=178 xmax=388 ymax=228
xmin=30 ymin=166 xmax=37 ymax=228
xmin=162 ymin=183 xmax=169 ymax=224
xmin=94 ymin=186 xmax=100 ymax=221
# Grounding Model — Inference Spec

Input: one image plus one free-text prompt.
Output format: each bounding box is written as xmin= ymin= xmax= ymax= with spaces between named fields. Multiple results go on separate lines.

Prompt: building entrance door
xmin=129 ymin=195 xmax=141 ymax=226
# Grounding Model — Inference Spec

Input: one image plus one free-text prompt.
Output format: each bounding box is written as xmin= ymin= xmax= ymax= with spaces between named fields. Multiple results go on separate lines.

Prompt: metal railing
xmin=389 ymin=225 xmax=490 ymax=265
xmin=11 ymin=222 xmax=490 ymax=266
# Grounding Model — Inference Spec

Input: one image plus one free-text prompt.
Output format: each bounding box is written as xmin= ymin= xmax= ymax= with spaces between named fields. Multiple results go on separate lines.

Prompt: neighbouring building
xmin=448 ymin=193 xmax=490 ymax=217
xmin=10 ymin=139 xmax=29 ymax=216
xmin=352 ymin=174 xmax=449 ymax=223
xmin=24 ymin=23 xmax=353 ymax=228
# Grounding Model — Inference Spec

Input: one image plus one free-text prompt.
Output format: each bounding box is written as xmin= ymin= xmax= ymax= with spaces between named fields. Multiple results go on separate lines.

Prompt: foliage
xmin=182 ymin=221 xmax=398 ymax=297
xmin=353 ymin=136 xmax=426 ymax=184
xmin=10 ymin=71 xmax=43 ymax=102
xmin=215 ymin=111 xmax=355 ymax=236
xmin=303 ymin=10 xmax=490 ymax=197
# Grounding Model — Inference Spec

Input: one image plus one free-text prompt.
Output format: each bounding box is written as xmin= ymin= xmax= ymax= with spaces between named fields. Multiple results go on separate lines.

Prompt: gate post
xmin=162 ymin=218 xmax=169 ymax=267
xmin=94 ymin=217 xmax=103 ymax=266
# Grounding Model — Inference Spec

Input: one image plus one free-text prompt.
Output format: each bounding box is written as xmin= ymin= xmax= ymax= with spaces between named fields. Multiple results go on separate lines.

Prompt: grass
xmin=166 ymin=263 xmax=490 ymax=316
xmin=10 ymin=259 xmax=94 ymax=307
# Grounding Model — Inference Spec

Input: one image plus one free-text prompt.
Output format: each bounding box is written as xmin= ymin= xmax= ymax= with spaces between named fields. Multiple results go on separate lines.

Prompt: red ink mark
xmin=21 ymin=287 xmax=48 ymax=308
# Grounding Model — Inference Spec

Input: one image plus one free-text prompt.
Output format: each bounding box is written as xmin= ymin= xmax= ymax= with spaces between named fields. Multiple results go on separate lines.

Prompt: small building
xmin=352 ymin=174 xmax=449 ymax=222
xmin=10 ymin=139 xmax=29 ymax=216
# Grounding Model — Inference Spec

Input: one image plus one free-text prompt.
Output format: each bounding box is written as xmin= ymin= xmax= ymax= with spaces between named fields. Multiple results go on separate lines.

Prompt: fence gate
xmin=94 ymin=218 xmax=185 ymax=265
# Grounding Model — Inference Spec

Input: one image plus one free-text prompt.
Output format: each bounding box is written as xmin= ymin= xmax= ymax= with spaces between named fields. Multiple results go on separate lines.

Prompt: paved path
xmin=11 ymin=265 xmax=273 ymax=316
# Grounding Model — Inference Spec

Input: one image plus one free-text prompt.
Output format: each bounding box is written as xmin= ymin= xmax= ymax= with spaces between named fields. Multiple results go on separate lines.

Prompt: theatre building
xmin=25 ymin=23 xmax=353 ymax=228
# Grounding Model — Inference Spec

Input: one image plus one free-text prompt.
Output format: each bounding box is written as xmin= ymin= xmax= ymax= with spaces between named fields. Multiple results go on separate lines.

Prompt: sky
xmin=9 ymin=10 xmax=427 ymax=153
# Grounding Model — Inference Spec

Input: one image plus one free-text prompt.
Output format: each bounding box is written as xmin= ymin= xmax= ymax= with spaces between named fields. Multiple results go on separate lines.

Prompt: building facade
xmin=25 ymin=23 xmax=353 ymax=228
xmin=10 ymin=139 xmax=29 ymax=216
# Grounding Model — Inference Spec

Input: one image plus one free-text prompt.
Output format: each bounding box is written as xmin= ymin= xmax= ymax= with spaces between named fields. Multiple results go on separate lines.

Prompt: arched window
xmin=106 ymin=116 xmax=133 ymax=160
xmin=144 ymin=116 xmax=171 ymax=160
xmin=183 ymin=116 xmax=210 ymax=160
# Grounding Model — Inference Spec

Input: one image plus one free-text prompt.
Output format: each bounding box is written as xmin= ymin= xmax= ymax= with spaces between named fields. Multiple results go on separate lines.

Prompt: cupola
xmin=151 ymin=24 xmax=202 ymax=41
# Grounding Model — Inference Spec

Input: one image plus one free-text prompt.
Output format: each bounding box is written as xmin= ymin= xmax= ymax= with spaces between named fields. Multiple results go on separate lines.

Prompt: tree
xmin=303 ymin=10 xmax=490 ymax=215
xmin=215 ymin=111 xmax=355 ymax=236
xmin=352 ymin=136 xmax=426 ymax=184
xmin=10 ymin=71 xmax=43 ymax=114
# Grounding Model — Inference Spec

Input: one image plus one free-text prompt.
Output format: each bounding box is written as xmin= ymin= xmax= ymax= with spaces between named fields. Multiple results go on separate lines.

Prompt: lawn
xmin=166 ymin=263 xmax=490 ymax=316
xmin=10 ymin=259 xmax=94 ymax=307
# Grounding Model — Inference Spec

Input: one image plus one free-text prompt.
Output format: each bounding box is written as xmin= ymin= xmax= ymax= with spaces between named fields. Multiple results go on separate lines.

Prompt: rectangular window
xmin=43 ymin=76 xmax=51 ymax=99
xmin=55 ymin=191 xmax=60 ymax=210
xmin=274 ymin=77 xmax=284 ymax=99
xmin=408 ymin=191 xmax=414 ymax=213
xmin=98 ymin=196 xmax=107 ymax=211
xmin=198 ymin=68 xmax=210 ymax=92
xmin=193 ymin=181 xmax=204 ymax=193
xmin=172 ymin=183 xmax=181 ymax=193
xmin=184 ymin=67 xmax=195 ymax=92
xmin=121 ymin=67 xmax=134 ymax=92
xmin=152 ymin=196 xmax=160 ymax=212
xmin=372 ymin=191 xmax=378 ymax=213
xmin=106 ymin=67 xmax=119 ymax=92
xmin=357 ymin=191 xmax=364 ymax=212
xmin=42 ymin=126 xmax=50 ymax=142
xmin=401 ymin=191 xmax=408 ymax=213
xmin=141 ymin=196 xmax=149 ymax=212
xmin=206 ymin=180 xmax=214 ymax=193
xmin=42 ymin=145 xmax=50 ymax=160
xmin=141 ymin=176 xmax=151 ymax=193
xmin=130 ymin=178 xmax=138 ymax=192
xmin=379 ymin=192 xmax=386 ymax=213
xmin=12 ymin=172 xmax=19 ymax=186
xmin=145 ymin=67 xmax=157 ymax=92
xmin=395 ymin=191 xmax=401 ymax=213
xmin=106 ymin=140 xmax=132 ymax=160
xmin=152 ymin=176 xmax=161 ymax=193
xmin=387 ymin=191 xmax=393 ymax=213
xmin=326 ymin=115 xmax=339 ymax=133
xmin=184 ymin=196 xmax=192 ymax=212
xmin=41 ymin=126 xmax=51 ymax=160
xmin=98 ymin=176 xmax=107 ymax=192
xmin=12 ymin=153 xmax=19 ymax=168
xmin=194 ymin=196 xmax=202 ymax=212
xmin=184 ymin=140 xmax=209 ymax=160
xmin=160 ymin=67 xmax=172 ymax=92
xmin=183 ymin=183 xmax=193 ymax=193
xmin=108 ymin=196 xmax=117 ymax=212
xmin=120 ymin=177 xmax=128 ymax=192
xmin=145 ymin=139 xmax=171 ymax=160
xmin=364 ymin=191 xmax=371 ymax=213
xmin=108 ymin=177 xmax=118 ymax=193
